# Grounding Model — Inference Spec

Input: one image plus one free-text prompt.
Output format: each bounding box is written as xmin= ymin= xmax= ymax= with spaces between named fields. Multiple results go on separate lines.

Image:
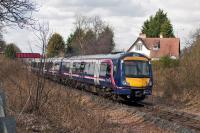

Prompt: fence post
xmin=0 ymin=89 xmax=16 ymax=133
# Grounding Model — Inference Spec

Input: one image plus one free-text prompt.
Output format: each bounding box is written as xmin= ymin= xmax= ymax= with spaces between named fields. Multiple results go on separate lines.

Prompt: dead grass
xmin=0 ymin=57 xmax=111 ymax=132
xmin=0 ymin=57 xmax=166 ymax=132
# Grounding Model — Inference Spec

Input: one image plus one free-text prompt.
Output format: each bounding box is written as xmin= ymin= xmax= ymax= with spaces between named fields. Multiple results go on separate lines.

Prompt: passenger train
xmin=31 ymin=52 xmax=153 ymax=101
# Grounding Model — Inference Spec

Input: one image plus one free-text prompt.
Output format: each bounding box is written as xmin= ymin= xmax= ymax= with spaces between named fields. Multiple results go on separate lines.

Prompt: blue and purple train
xmin=31 ymin=52 xmax=153 ymax=101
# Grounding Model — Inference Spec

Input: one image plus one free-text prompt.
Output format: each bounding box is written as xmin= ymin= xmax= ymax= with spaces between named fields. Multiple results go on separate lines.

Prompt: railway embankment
xmin=152 ymin=34 xmax=200 ymax=116
xmin=0 ymin=57 xmax=200 ymax=133
xmin=0 ymin=33 xmax=200 ymax=132
xmin=0 ymin=58 xmax=164 ymax=132
xmin=0 ymin=57 xmax=163 ymax=132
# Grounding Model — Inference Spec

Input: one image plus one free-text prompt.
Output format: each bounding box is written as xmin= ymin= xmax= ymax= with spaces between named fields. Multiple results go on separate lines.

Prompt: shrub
xmin=159 ymin=56 xmax=179 ymax=68
xmin=4 ymin=43 xmax=21 ymax=59
xmin=153 ymin=31 xmax=200 ymax=108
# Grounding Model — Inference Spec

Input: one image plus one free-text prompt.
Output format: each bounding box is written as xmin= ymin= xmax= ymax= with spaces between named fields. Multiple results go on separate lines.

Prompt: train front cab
xmin=115 ymin=56 xmax=153 ymax=101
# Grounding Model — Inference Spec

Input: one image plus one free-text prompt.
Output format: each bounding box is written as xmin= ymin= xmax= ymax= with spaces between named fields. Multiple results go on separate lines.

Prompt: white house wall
xmin=129 ymin=40 xmax=150 ymax=57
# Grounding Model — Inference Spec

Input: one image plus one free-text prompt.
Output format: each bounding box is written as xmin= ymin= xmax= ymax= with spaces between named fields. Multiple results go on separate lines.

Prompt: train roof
xmin=63 ymin=52 xmax=149 ymax=61
xmin=32 ymin=57 xmax=63 ymax=63
xmin=32 ymin=52 xmax=150 ymax=63
xmin=46 ymin=57 xmax=63 ymax=62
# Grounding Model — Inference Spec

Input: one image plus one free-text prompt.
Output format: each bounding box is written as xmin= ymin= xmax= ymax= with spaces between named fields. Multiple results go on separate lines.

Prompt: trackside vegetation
xmin=4 ymin=43 xmax=21 ymax=59
xmin=153 ymin=56 xmax=179 ymax=69
xmin=153 ymin=31 xmax=200 ymax=108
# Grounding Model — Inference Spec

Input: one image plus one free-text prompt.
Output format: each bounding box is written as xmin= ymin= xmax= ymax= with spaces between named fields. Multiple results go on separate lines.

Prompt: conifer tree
xmin=47 ymin=33 xmax=65 ymax=57
xmin=141 ymin=9 xmax=175 ymax=38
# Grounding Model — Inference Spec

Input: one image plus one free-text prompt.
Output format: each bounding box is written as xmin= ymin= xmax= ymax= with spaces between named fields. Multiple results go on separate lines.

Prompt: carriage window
xmin=88 ymin=63 xmax=95 ymax=76
xmin=48 ymin=62 xmax=54 ymax=71
xmin=113 ymin=65 xmax=117 ymax=76
xmin=72 ymin=63 xmax=76 ymax=73
xmin=44 ymin=62 xmax=48 ymax=70
xmin=100 ymin=63 xmax=110 ymax=77
xmin=80 ymin=62 xmax=85 ymax=71
xmin=72 ymin=62 xmax=82 ymax=74
xmin=54 ymin=63 xmax=60 ymax=71
xmin=84 ymin=63 xmax=94 ymax=76
xmin=84 ymin=63 xmax=90 ymax=74
xmin=34 ymin=62 xmax=37 ymax=67
xmin=32 ymin=62 xmax=36 ymax=67
xmin=36 ymin=62 xmax=39 ymax=68
xmin=62 ymin=62 xmax=70 ymax=72
xmin=45 ymin=62 xmax=53 ymax=70
xmin=40 ymin=62 xmax=44 ymax=69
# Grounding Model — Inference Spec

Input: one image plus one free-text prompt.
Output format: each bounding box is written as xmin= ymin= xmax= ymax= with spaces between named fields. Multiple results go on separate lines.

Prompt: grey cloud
xmin=36 ymin=9 xmax=74 ymax=21
xmin=48 ymin=0 xmax=121 ymax=8
xmin=108 ymin=1 xmax=145 ymax=17
xmin=4 ymin=0 xmax=200 ymax=52
xmin=45 ymin=0 xmax=147 ymax=17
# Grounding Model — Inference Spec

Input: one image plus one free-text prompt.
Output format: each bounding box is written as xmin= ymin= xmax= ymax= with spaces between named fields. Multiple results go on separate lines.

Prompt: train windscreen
xmin=124 ymin=61 xmax=150 ymax=78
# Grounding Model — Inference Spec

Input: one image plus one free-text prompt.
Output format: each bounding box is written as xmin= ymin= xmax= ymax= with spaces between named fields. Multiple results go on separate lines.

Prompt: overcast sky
xmin=4 ymin=0 xmax=200 ymax=53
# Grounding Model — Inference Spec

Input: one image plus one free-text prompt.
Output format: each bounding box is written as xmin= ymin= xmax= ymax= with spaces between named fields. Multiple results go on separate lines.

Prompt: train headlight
xmin=122 ymin=80 xmax=130 ymax=86
xmin=148 ymin=80 xmax=153 ymax=86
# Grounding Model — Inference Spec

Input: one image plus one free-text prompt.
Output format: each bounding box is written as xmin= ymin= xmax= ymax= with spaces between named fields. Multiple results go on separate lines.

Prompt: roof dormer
xmin=153 ymin=42 xmax=160 ymax=51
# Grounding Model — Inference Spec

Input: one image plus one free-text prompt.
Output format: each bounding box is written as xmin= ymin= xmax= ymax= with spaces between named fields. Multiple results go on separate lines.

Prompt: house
xmin=127 ymin=34 xmax=180 ymax=60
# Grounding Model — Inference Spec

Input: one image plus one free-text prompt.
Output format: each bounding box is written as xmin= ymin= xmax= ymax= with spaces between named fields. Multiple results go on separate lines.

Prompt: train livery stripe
xmin=123 ymin=56 xmax=149 ymax=61
xmin=63 ymin=72 xmax=107 ymax=81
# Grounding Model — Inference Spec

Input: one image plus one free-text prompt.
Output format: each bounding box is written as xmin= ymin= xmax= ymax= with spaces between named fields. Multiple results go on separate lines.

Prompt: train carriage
xmin=61 ymin=52 xmax=153 ymax=101
xmin=31 ymin=52 xmax=153 ymax=101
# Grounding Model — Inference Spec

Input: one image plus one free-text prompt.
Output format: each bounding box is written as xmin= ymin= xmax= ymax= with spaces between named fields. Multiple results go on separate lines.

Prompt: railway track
xmin=78 ymin=89 xmax=200 ymax=133
xmin=48 ymin=79 xmax=200 ymax=133
xmin=150 ymin=107 xmax=200 ymax=132
xmin=129 ymin=101 xmax=200 ymax=133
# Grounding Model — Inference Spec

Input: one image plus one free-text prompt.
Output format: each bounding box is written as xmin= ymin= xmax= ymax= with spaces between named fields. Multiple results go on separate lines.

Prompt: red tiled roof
xmin=142 ymin=38 xmax=180 ymax=58
xmin=128 ymin=37 xmax=180 ymax=58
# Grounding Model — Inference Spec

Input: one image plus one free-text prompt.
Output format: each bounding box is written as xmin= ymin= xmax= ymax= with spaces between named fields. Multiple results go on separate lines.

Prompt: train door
xmin=69 ymin=61 xmax=73 ymax=78
xmin=94 ymin=60 xmax=100 ymax=85
xmin=99 ymin=60 xmax=112 ymax=88
xmin=80 ymin=61 xmax=85 ymax=79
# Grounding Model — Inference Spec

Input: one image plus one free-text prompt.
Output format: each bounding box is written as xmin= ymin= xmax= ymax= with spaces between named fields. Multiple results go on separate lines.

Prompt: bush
xmin=153 ymin=33 xmax=200 ymax=108
xmin=159 ymin=56 xmax=179 ymax=68
xmin=4 ymin=43 xmax=21 ymax=59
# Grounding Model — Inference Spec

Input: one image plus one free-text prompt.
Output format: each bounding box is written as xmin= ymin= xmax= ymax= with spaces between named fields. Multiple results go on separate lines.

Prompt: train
xmin=31 ymin=52 xmax=153 ymax=101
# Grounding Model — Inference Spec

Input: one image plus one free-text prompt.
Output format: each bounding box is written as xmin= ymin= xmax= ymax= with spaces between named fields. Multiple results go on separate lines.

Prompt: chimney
xmin=139 ymin=33 xmax=146 ymax=38
xmin=160 ymin=33 xmax=163 ymax=38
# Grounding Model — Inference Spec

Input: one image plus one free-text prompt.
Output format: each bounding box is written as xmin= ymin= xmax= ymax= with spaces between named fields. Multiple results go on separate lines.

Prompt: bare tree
xmin=0 ymin=0 xmax=36 ymax=27
xmin=91 ymin=16 xmax=104 ymax=39
xmin=97 ymin=26 xmax=115 ymax=54
xmin=74 ymin=14 xmax=89 ymax=55
xmin=68 ymin=14 xmax=115 ymax=55
xmin=31 ymin=22 xmax=52 ymax=111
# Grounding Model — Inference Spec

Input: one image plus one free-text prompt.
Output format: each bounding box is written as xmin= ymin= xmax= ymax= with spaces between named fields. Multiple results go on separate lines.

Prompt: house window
xmin=136 ymin=43 xmax=142 ymax=51
xmin=153 ymin=43 xmax=160 ymax=51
